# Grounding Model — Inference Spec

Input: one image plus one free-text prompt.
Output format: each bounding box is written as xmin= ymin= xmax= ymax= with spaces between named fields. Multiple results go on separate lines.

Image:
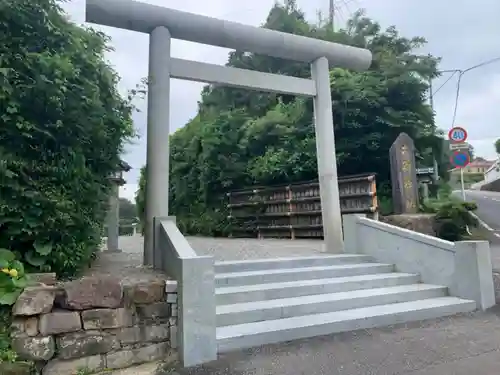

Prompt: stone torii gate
xmin=86 ymin=0 xmax=372 ymax=264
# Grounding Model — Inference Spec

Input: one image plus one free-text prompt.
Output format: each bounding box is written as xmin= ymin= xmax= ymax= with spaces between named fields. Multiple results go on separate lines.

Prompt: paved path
xmin=93 ymin=236 xmax=325 ymax=282
xmin=117 ymin=235 xmax=326 ymax=260
xmin=161 ymin=308 xmax=500 ymax=375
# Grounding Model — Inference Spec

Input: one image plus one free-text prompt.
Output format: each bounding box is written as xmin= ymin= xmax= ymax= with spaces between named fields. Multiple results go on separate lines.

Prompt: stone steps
xmin=215 ymin=263 xmax=394 ymax=287
xmin=214 ymin=254 xmax=373 ymax=273
xmin=214 ymin=255 xmax=476 ymax=352
xmin=216 ymin=297 xmax=476 ymax=352
xmin=216 ymin=273 xmax=421 ymax=304
xmin=216 ymin=284 xmax=448 ymax=326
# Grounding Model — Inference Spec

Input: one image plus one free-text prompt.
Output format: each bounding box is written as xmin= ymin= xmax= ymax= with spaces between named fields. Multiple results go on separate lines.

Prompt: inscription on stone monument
xmin=389 ymin=133 xmax=419 ymax=214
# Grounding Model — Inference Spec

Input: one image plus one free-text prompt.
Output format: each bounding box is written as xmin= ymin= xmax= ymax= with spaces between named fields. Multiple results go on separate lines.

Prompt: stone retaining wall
xmin=10 ymin=275 xmax=178 ymax=375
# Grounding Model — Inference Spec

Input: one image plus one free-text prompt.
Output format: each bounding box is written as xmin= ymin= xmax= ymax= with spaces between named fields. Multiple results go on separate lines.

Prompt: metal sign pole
xmin=460 ymin=167 xmax=466 ymax=200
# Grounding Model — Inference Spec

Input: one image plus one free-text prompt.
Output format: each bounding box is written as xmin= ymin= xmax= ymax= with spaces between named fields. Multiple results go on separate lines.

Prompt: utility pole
xmin=428 ymin=78 xmax=439 ymax=182
xmin=329 ymin=0 xmax=335 ymax=31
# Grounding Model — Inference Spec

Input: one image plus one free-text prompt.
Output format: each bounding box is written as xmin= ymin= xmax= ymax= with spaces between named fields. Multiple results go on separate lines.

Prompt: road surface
xmin=454 ymin=189 xmax=500 ymax=269
xmin=459 ymin=190 xmax=500 ymax=241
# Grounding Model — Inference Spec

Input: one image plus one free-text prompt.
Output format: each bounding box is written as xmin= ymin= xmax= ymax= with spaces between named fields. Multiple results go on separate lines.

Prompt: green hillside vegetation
xmin=136 ymin=3 xmax=446 ymax=236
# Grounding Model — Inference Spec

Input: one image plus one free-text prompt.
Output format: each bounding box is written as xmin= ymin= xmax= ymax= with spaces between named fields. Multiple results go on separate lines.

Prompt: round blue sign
xmin=451 ymin=151 xmax=470 ymax=168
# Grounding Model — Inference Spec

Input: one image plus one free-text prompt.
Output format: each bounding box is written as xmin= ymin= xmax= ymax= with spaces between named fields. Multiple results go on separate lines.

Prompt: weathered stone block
xmin=11 ymin=335 xmax=55 ymax=361
xmin=105 ymin=342 xmax=170 ymax=370
xmin=105 ymin=349 xmax=137 ymax=370
xmin=135 ymin=342 xmax=170 ymax=363
xmin=170 ymin=325 xmax=178 ymax=349
xmin=115 ymin=324 xmax=169 ymax=345
xmin=124 ymin=280 xmax=165 ymax=304
xmin=136 ymin=302 xmax=170 ymax=320
xmin=39 ymin=310 xmax=81 ymax=335
xmin=166 ymin=293 xmax=177 ymax=303
xmin=0 ymin=361 xmax=32 ymax=375
xmin=28 ymin=273 xmax=57 ymax=286
xmin=62 ymin=276 xmax=123 ymax=310
xmin=165 ymin=280 xmax=177 ymax=293
xmin=144 ymin=324 xmax=170 ymax=343
xmin=41 ymin=355 xmax=105 ymax=375
xmin=11 ymin=317 xmax=38 ymax=337
xmin=57 ymin=330 xmax=119 ymax=360
xmin=12 ymin=287 xmax=55 ymax=316
xmin=82 ymin=307 xmax=133 ymax=330
xmin=171 ymin=303 xmax=177 ymax=317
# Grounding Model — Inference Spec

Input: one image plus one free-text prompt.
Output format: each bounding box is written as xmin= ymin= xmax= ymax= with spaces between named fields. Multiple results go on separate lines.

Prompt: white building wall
xmin=484 ymin=160 xmax=500 ymax=183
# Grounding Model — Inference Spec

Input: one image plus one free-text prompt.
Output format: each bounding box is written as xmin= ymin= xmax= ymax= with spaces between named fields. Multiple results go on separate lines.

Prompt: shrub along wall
xmin=0 ymin=0 xmax=135 ymax=279
xmin=381 ymin=200 xmax=479 ymax=242
xmin=6 ymin=275 xmax=178 ymax=375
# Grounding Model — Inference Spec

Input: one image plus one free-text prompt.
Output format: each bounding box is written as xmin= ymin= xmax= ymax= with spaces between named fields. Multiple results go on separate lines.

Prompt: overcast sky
xmin=63 ymin=0 xmax=500 ymax=201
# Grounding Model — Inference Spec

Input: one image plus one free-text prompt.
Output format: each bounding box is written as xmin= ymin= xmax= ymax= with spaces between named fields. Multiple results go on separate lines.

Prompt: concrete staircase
xmin=214 ymin=254 xmax=477 ymax=353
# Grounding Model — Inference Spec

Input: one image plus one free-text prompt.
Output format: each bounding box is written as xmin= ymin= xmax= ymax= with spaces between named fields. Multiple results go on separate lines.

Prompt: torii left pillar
xmin=143 ymin=26 xmax=171 ymax=266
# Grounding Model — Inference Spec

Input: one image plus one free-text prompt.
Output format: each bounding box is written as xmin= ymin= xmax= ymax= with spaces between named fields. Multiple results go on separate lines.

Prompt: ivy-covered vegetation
xmin=1 ymin=0 xmax=134 ymax=364
xmin=0 ymin=0 xmax=134 ymax=279
xmin=136 ymin=3 xmax=447 ymax=235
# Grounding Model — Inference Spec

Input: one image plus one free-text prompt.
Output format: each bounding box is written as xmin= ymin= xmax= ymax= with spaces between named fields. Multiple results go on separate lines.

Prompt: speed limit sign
xmin=448 ymin=127 xmax=468 ymax=143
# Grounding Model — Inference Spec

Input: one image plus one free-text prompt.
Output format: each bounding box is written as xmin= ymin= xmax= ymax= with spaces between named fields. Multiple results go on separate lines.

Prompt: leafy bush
xmin=0 ymin=0 xmax=134 ymax=277
xmin=0 ymin=250 xmax=28 ymax=306
xmin=433 ymin=201 xmax=478 ymax=241
xmin=0 ymin=250 xmax=28 ymax=365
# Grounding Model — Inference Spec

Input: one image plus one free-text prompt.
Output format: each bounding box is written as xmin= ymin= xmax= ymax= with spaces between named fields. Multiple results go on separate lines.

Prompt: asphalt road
xmin=454 ymin=189 xmax=500 ymax=269
xmin=458 ymin=190 xmax=500 ymax=240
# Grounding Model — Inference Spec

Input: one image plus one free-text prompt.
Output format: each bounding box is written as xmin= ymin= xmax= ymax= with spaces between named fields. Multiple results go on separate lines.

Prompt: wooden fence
xmin=227 ymin=173 xmax=378 ymax=239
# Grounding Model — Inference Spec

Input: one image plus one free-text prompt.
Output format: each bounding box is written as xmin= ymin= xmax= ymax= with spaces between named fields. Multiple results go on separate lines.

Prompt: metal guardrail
xmin=227 ymin=173 xmax=378 ymax=239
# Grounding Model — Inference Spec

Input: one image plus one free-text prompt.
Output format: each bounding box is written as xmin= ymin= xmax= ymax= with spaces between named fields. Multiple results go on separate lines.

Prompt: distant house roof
xmin=449 ymin=159 xmax=495 ymax=172
xmin=468 ymin=160 xmax=495 ymax=168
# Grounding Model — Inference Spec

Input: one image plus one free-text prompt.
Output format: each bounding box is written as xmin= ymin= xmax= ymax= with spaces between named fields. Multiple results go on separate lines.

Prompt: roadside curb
xmin=469 ymin=211 xmax=500 ymax=239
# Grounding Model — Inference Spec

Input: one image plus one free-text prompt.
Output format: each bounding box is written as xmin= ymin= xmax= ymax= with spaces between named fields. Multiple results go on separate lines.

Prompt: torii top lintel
xmin=85 ymin=0 xmax=372 ymax=71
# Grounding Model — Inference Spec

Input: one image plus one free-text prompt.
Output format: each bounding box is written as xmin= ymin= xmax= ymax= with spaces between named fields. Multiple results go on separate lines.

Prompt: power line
xmin=431 ymin=71 xmax=458 ymax=97
xmin=450 ymin=73 xmax=463 ymax=128
xmin=432 ymin=56 xmax=500 ymax=100
xmin=449 ymin=56 xmax=500 ymax=128
xmin=428 ymin=56 xmax=500 ymax=128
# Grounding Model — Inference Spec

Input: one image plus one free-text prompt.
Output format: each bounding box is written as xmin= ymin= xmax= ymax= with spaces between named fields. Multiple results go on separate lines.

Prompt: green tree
xmin=0 ymin=0 xmax=135 ymax=277
xmin=119 ymin=198 xmax=137 ymax=224
xmin=138 ymin=5 xmax=443 ymax=235
xmin=495 ymin=138 xmax=500 ymax=155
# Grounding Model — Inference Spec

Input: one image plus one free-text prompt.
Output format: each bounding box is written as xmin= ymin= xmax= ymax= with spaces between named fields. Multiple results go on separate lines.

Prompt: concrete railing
xmin=153 ymin=216 xmax=216 ymax=367
xmin=343 ymin=214 xmax=495 ymax=310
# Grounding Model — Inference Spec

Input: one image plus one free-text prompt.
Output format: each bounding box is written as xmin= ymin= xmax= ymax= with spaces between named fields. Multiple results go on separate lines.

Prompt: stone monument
xmin=389 ymin=133 xmax=419 ymax=214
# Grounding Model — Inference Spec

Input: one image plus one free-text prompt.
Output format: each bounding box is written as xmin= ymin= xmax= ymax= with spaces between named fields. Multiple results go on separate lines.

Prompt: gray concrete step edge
xmin=214 ymin=254 xmax=374 ymax=273
xmin=216 ymin=273 xmax=421 ymax=305
xmin=215 ymin=263 xmax=395 ymax=287
xmin=216 ymin=284 xmax=448 ymax=326
xmin=216 ymin=297 xmax=477 ymax=353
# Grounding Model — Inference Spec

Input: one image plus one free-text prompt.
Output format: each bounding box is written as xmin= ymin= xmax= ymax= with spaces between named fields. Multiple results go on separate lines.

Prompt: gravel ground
xmin=117 ymin=235 xmax=326 ymax=260
xmin=90 ymin=235 xmax=326 ymax=282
